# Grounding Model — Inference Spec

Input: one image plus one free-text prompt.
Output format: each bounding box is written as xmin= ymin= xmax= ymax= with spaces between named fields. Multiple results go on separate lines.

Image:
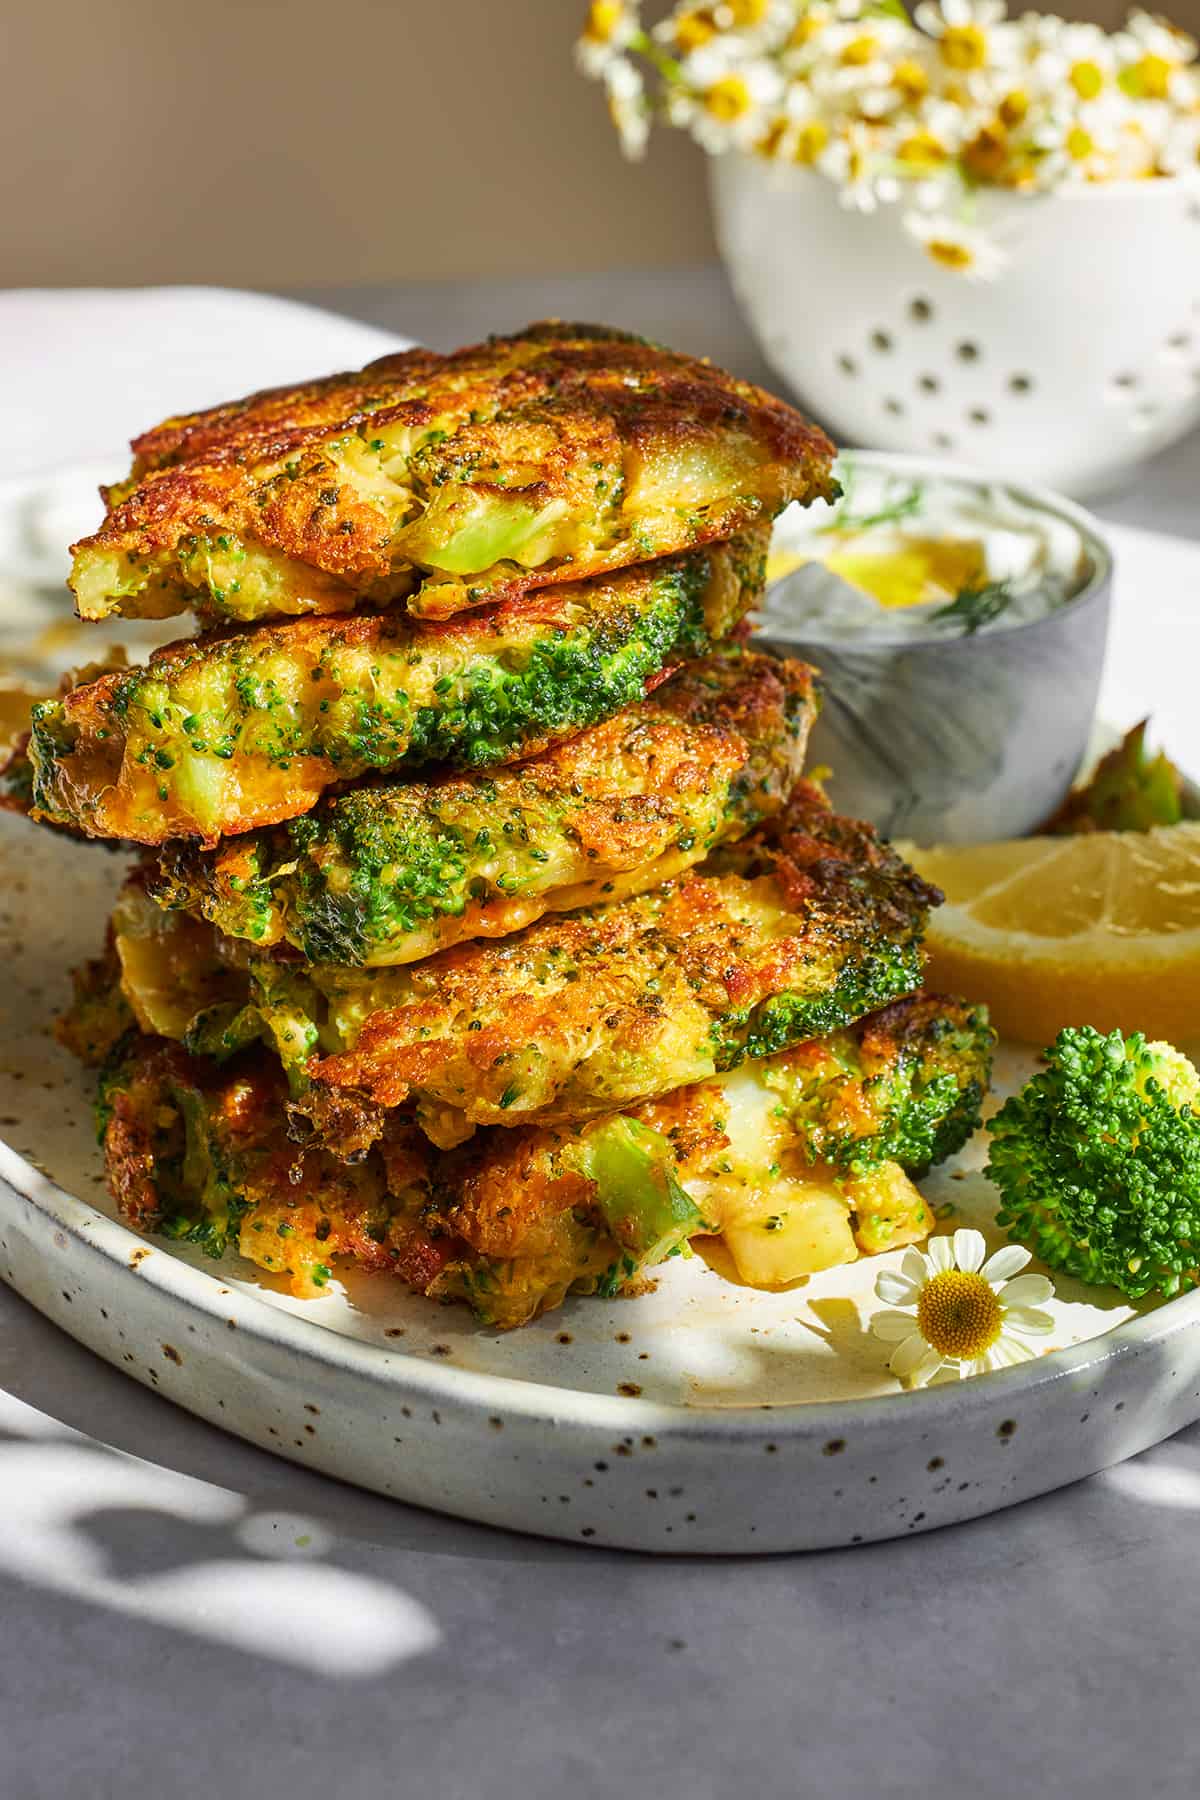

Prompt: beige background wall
xmin=4 ymin=0 xmax=1197 ymax=290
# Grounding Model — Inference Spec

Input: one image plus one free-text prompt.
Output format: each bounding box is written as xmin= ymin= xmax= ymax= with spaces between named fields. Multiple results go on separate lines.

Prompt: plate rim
xmin=5 ymin=1124 xmax=1198 ymax=1441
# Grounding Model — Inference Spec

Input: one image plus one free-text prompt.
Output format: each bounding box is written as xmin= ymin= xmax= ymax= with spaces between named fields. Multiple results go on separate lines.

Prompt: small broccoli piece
xmin=574 ymin=1116 xmax=705 ymax=1264
xmin=986 ymin=1026 xmax=1200 ymax=1299
xmin=1044 ymin=720 xmax=1183 ymax=835
xmin=762 ymin=996 xmax=994 ymax=1178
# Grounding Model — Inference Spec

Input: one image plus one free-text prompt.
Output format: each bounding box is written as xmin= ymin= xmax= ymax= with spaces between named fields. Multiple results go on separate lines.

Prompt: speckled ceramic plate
xmin=4 ymin=808 xmax=1200 ymax=1554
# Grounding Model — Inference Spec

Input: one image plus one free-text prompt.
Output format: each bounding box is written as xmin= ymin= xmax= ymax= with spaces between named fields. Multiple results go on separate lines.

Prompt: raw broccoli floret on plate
xmin=1043 ymin=720 xmax=1183 ymax=835
xmin=986 ymin=1026 xmax=1200 ymax=1299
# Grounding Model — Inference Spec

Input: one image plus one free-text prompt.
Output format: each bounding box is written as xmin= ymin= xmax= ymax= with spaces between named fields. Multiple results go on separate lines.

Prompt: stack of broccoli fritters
xmin=35 ymin=322 xmax=992 ymax=1326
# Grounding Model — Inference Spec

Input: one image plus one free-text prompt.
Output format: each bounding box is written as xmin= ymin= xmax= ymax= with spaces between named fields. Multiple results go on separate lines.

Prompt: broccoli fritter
xmin=301 ymin=786 xmax=940 ymax=1151
xmin=94 ymin=992 xmax=987 ymax=1326
xmin=633 ymin=992 xmax=990 ymax=1284
xmin=1 ymin=654 xmax=131 ymax=830
xmin=642 ymin=992 xmax=991 ymax=1188
xmin=98 ymin=1039 xmax=421 ymax=1294
xmin=145 ymin=649 xmax=818 ymax=966
xmin=987 ymin=1026 xmax=1200 ymax=1299
xmin=70 ymin=321 xmax=837 ymax=627
xmin=100 ymin=785 xmax=940 ymax=1150
xmin=31 ymin=529 xmax=764 ymax=846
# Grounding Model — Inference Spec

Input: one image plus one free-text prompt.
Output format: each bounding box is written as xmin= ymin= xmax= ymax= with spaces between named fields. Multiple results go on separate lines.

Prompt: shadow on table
xmin=0 ymin=1283 xmax=588 ymax=1571
xmin=4 ymin=1271 xmax=1200 ymax=1718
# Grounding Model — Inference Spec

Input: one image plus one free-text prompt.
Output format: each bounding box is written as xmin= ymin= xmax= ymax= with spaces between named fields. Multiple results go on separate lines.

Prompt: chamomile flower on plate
xmin=871 ymin=1229 xmax=1057 ymax=1388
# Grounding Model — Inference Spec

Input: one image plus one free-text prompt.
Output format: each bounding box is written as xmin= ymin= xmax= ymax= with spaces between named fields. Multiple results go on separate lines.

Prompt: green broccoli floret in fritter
xmin=762 ymin=995 xmax=994 ymax=1178
xmin=986 ymin=1026 xmax=1200 ymax=1299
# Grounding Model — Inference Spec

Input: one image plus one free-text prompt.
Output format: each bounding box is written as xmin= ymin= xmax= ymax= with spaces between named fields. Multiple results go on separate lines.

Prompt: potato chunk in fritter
xmin=146 ymin=650 xmax=817 ymax=966
xmin=70 ymin=321 xmax=836 ymax=626
xmin=31 ymin=529 xmax=764 ymax=845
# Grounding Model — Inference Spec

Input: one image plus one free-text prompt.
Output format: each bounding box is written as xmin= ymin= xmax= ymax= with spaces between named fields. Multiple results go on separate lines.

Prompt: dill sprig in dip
xmin=760 ymin=457 xmax=1092 ymax=645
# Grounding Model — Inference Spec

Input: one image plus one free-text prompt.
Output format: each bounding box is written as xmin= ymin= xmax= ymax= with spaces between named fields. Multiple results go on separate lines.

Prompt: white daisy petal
xmin=889 ymin=1331 xmax=936 ymax=1379
xmin=1004 ymin=1306 xmax=1056 ymax=1335
xmin=953 ymin=1227 xmax=986 ymax=1273
xmin=908 ymin=1346 xmax=946 ymax=1388
xmin=981 ymin=1244 xmax=1031 ymax=1283
xmin=926 ymin=1235 xmax=955 ymax=1273
xmin=875 ymin=1269 xmax=923 ymax=1306
xmin=991 ymin=1335 xmax=1036 ymax=1366
xmin=872 ymin=1308 xmax=921 ymax=1343
xmin=998 ymin=1273 xmax=1055 ymax=1309
xmin=900 ymin=1247 xmax=929 ymax=1286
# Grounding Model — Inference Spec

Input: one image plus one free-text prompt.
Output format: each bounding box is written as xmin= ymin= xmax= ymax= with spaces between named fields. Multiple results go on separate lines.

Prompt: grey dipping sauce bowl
xmin=752 ymin=454 xmax=1113 ymax=844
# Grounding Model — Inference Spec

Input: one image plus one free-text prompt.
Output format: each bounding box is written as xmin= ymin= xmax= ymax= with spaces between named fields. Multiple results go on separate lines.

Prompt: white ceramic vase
xmin=711 ymin=155 xmax=1200 ymax=498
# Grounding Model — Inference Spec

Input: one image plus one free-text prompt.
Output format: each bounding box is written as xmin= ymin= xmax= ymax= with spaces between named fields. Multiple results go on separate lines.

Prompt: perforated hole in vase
xmin=1110 ymin=372 xmax=1139 ymax=394
xmin=883 ymin=396 xmax=904 ymax=416
xmin=909 ymin=296 xmax=934 ymax=323
xmin=918 ymin=373 xmax=940 ymax=394
xmin=956 ymin=341 xmax=981 ymax=363
xmin=837 ymin=352 xmax=859 ymax=377
xmin=870 ymin=329 xmax=893 ymax=353
xmin=968 ymin=407 xmax=991 ymax=427
xmin=1165 ymin=332 xmax=1192 ymax=354
xmin=932 ymin=431 xmax=955 ymax=450
xmin=1008 ymin=373 xmax=1034 ymax=395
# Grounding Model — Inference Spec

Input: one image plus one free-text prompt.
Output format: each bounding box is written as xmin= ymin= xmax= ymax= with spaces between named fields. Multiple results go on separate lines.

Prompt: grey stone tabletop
xmin=3 ymin=270 xmax=1199 ymax=1800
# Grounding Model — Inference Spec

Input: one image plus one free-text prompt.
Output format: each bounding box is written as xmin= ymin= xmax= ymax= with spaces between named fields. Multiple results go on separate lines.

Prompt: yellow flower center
xmin=998 ymin=88 xmax=1029 ymax=127
xmin=897 ymin=130 xmax=950 ymax=172
xmin=1070 ymin=59 xmax=1105 ymax=100
xmin=941 ymin=24 xmax=989 ymax=72
xmin=892 ymin=58 xmax=930 ymax=101
xmin=585 ymin=0 xmax=624 ymax=44
xmin=675 ymin=10 xmax=717 ymax=53
xmin=727 ymin=0 xmax=769 ymax=24
xmin=1121 ymin=52 xmax=1174 ymax=101
xmin=917 ymin=1270 xmax=1003 ymax=1357
xmin=793 ymin=119 xmax=831 ymax=162
xmin=962 ymin=122 xmax=1009 ymax=179
xmin=841 ymin=33 xmax=879 ymax=67
xmin=924 ymin=237 xmax=975 ymax=270
xmin=789 ymin=16 xmax=827 ymax=49
xmin=706 ymin=74 xmax=753 ymax=121
xmin=1067 ymin=123 xmax=1094 ymax=160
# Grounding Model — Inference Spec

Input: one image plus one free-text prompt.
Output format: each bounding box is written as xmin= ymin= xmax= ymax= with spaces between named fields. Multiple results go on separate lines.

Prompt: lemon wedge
xmin=903 ymin=825 xmax=1200 ymax=1044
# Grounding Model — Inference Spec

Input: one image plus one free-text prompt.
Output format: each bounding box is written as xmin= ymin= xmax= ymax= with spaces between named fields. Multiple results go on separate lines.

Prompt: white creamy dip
xmin=760 ymin=456 xmax=1093 ymax=644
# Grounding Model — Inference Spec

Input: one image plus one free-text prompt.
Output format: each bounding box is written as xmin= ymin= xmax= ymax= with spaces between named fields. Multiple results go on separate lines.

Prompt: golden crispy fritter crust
xmin=635 ymin=992 xmax=986 ymax=1173
xmin=299 ymin=786 xmax=939 ymax=1147
xmin=99 ymin=1036 xmax=614 ymax=1317
xmin=94 ymin=987 xmax=986 ymax=1326
xmin=33 ymin=532 xmax=764 ymax=845
xmin=101 ymin=1040 xmax=430 ymax=1288
xmin=145 ymin=650 xmax=818 ymax=966
xmin=95 ymin=788 xmax=937 ymax=1154
xmin=70 ymin=321 xmax=837 ymax=625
